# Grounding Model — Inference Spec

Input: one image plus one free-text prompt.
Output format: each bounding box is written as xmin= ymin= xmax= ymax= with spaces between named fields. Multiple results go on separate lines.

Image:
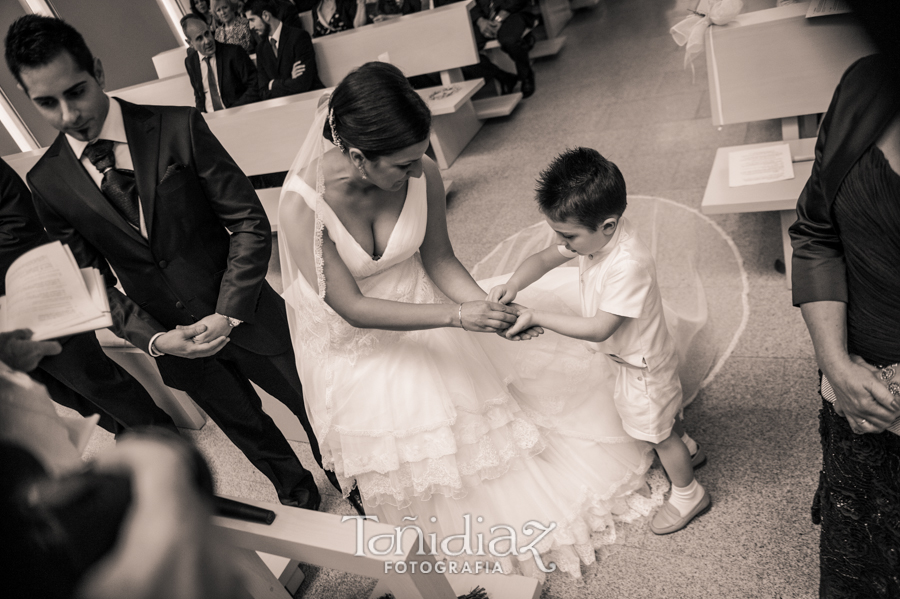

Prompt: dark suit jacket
xmin=185 ymin=42 xmax=259 ymax=112
xmin=789 ymin=54 xmax=900 ymax=306
xmin=27 ymin=99 xmax=291 ymax=391
xmin=0 ymin=159 xmax=48 ymax=295
xmin=255 ymin=24 xmax=323 ymax=100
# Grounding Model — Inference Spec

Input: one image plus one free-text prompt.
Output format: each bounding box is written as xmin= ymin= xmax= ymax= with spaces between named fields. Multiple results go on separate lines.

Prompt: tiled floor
xmin=84 ymin=1 xmax=823 ymax=596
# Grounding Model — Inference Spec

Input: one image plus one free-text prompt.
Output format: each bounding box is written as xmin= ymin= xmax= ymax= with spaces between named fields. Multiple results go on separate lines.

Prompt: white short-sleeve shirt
xmin=557 ymin=216 xmax=676 ymax=371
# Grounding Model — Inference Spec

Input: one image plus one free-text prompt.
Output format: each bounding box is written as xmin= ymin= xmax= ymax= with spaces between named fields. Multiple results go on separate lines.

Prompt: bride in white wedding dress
xmin=277 ymin=62 xmax=665 ymax=578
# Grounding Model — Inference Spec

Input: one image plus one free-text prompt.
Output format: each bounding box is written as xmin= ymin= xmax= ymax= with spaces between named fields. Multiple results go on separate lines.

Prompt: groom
xmin=6 ymin=15 xmax=332 ymax=510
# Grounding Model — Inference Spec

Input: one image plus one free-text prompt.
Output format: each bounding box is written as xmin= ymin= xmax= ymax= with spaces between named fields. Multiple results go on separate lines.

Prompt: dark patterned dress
xmin=313 ymin=6 xmax=352 ymax=37
xmin=215 ymin=17 xmax=255 ymax=54
xmin=815 ymin=144 xmax=900 ymax=598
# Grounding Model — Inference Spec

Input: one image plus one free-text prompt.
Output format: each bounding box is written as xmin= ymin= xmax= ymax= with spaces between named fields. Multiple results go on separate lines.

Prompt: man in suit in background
xmin=245 ymin=0 xmax=323 ymax=100
xmin=0 ymin=157 xmax=177 ymax=436
xmin=5 ymin=15 xmax=335 ymax=511
xmin=182 ymin=14 xmax=258 ymax=113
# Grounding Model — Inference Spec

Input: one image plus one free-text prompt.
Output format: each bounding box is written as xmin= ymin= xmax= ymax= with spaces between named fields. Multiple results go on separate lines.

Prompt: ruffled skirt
xmin=286 ymin=258 xmax=664 ymax=578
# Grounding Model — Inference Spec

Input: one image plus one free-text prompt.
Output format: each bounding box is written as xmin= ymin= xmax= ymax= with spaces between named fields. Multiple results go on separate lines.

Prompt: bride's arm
xmin=418 ymin=158 xmax=498 ymax=304
xmin=279 ymin=187 xmax=516 ymax=332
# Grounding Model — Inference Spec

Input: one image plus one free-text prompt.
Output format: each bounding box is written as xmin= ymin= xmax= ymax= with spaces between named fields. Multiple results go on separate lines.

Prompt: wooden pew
xmin=153 ymin=46 xmax=189 ymax=79
xmin=216 ymin=496 xmax=543 ymax=599
xmin=700 ymin=2 xmax=875 ymax=287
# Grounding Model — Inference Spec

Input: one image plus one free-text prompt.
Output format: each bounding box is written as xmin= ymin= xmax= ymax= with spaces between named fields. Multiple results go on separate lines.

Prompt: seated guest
xmin=436 ymin=0 xmax=537 ymax=97
xmin=212 ymin=0 xmax=256 ymax=54
xmin=191 ymin=0 xmax=217 ymax=33
xmin=182 ymin=14 xmax=258 ymax=112
xmin=245 ymin=0 xmax=323 ymax=99
xmin=0 ymin=158 xmax=178 ymax=436
xmin=311 ymin=0 xmax=367 ymax=37
xmin=372 ymin=0 xmax=420 ymax=22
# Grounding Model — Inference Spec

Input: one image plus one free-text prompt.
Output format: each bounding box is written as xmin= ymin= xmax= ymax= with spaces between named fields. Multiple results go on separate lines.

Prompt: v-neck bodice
xmin=288 ymin=171 xmax=428 ymax=280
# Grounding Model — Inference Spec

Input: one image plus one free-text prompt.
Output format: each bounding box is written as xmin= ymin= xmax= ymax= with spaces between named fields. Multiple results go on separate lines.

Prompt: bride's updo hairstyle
xmin=325 ymin=62 xmax=432 ymax=159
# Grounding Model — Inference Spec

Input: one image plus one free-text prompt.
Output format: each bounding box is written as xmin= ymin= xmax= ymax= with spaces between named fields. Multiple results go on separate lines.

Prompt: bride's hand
xmin=459 ymin=301 xmax=517 ymax=333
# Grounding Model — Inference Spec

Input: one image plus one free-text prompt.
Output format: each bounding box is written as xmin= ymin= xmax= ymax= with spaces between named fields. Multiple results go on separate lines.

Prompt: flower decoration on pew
xmin=670 ymin=0 xmax=744 ymax=78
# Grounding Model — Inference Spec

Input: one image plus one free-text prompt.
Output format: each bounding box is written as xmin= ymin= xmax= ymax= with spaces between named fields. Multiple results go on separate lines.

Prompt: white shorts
xmin=612 ymin=359 xmax=683 ymax=444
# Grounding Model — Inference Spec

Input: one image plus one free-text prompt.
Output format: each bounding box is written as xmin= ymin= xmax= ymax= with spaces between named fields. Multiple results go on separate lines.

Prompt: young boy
xmin=489 ymin=147 xmax=710 ymax=534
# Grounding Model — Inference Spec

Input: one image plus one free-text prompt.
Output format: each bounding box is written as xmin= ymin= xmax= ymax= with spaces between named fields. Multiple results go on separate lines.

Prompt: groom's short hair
xmin=536 ymin=147 xmax=627 ymax=231
xmin=5 ymin=15 xmax=96 ymax=90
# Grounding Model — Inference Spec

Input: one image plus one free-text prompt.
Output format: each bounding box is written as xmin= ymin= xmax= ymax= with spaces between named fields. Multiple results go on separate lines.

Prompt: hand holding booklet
xmin=0 ymin=241 xmax=112 ymax=341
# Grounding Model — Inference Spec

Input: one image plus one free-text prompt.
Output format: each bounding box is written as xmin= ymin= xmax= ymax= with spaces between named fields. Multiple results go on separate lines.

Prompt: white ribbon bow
xmin=670 ymin=0 xmax=744 ymax=78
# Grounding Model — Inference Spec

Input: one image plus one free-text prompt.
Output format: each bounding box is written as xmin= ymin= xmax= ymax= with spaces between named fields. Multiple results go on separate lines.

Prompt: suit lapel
xmin=45 ymin=136 xmax=147 ymax=245
xmin=119 ymin=100 xmax=160 ymax=239
xmin=215 ymin=45 xmax=226 ymax=101
xmin=191 ymin=53 xmax=207 ymax=107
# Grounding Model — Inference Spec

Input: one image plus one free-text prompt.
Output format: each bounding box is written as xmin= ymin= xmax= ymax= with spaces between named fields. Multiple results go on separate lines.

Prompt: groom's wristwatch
xmin=217 ymin=313 xmax=242 ymax=328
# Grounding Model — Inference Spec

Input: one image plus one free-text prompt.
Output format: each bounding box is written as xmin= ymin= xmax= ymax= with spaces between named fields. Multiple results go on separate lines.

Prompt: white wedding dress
xmin=278 ymin=116 xmax=666 ymax=577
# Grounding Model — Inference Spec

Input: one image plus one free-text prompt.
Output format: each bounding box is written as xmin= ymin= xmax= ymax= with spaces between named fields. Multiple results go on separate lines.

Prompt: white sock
xmin=681 ymin=432 xmax=698 ymax=456
xmin=668 ymin=479 xmax=705 ymax=517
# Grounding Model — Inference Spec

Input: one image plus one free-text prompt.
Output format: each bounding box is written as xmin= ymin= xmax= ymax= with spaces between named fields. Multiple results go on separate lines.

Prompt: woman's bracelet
xmin=458 ymin=303 xmax=467 ymax=331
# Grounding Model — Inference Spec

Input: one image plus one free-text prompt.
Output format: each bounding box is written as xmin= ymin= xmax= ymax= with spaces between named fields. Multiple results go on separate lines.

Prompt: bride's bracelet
xmin=458 ymin=303 xmax=467 ymax=331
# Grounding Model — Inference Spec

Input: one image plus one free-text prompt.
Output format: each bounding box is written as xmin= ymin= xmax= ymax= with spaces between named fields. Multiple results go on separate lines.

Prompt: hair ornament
xmin=329 ymin=108 xmax=345 ymax=153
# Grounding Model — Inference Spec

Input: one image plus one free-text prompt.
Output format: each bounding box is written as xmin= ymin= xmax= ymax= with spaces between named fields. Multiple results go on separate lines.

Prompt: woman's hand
xmin=828 ymin=354 xmax=900 ymax=434
xmin=459 ymin=300 xmax=517 ymax=333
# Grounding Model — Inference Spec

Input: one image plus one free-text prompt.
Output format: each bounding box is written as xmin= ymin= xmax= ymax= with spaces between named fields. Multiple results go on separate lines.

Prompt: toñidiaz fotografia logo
xmin=342 ymin=514 xmax=558 ymax=574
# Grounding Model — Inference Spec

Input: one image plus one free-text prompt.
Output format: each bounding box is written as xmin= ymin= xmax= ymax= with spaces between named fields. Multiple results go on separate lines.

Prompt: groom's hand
xmin=191 ymin=314 xmax=233 ymax=345
xmin=154 ymin=323 xmax=229 ymax=358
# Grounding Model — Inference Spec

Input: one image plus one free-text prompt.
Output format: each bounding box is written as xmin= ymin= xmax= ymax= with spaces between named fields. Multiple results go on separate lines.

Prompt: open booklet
xmin=0 ymin=241 xmax=112 ymax=341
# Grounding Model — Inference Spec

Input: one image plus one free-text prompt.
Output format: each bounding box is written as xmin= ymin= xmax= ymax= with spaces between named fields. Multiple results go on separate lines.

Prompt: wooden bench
xmin=216 ymin=495 xmax=543 ymax=599
xmin=700 ymin=2 xmax=875 ymax=287
xmin=701 ymin=137 xmax=815 ymax=288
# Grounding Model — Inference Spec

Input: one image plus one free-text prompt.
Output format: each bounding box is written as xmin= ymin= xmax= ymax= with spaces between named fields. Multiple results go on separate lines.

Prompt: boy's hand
xmin=487 ymin=283 xmax=517 ymax=304
xmin=505 ymin=308 xmax=540 ymax=339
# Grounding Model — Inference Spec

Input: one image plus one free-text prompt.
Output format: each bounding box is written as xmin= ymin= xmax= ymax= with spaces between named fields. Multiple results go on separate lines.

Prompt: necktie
xmin=270 ymin=37 xmax=277 ymax=57
xmin=82 ymin=139 xmax=141 ymax=229
xmin=204 ymin=56 xmax=225 ymax=111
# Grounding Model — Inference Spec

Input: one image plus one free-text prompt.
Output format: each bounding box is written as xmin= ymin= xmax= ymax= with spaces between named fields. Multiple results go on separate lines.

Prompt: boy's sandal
xmin=649 ymin=489 xmax=711 ymax=535
xmin=690 ymin=443 xmax=707 ymax=470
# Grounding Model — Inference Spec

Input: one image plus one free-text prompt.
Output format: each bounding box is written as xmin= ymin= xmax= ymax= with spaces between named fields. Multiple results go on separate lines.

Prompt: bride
xmin=277 ymin=62 xmax=660 ymax=578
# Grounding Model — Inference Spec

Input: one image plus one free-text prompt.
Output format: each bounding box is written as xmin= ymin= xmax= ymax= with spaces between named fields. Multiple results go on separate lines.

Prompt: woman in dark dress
xmin=790 ymin=54 xmax=900 ymax=598
xmin=311 ymin=0 xmax=367 ymax=36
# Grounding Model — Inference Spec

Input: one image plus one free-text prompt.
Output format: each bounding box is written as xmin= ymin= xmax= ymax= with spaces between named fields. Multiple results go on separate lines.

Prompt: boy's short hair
xmin=536 ymin=147 xmax=627 ymax=230
xmin=5 ymin=15 xmax=96 ymax=90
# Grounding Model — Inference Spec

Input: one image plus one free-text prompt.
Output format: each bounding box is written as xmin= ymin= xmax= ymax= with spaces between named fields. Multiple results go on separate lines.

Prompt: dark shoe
xmin=325 ymin=469 xmax=342 ymax=493
xmin=348 ymin=487 xmax=366 ymax=516
xmin=279 ymin=485 xmax=321 ymax=512
xmin=520 ymin=70 xmax=535 ymax=98
xmin=522 ymin=32 xmax=536 ymax=53
xmin=497 ymin=70 xmax=518 ymax=95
